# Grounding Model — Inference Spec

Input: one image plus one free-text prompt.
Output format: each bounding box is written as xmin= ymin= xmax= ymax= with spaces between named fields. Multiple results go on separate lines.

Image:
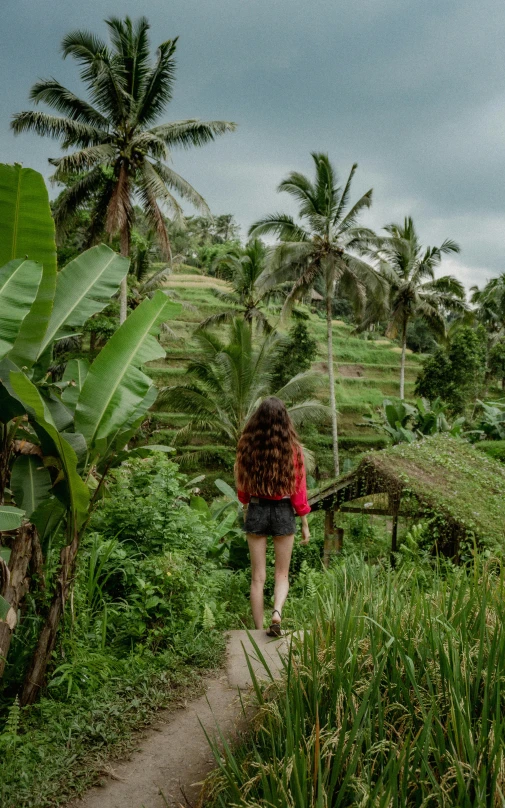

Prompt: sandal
xmin=266 ymin=609 xmax=282 ymax=638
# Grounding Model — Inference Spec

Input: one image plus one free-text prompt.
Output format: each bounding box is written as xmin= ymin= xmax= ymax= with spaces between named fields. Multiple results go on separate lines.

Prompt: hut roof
xmin=309 ymin=435 xmax=505 ymax=549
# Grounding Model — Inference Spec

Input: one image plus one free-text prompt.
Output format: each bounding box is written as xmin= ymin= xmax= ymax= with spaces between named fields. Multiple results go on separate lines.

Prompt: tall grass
xmin=204 ymin=557 xmax=505 ymax=807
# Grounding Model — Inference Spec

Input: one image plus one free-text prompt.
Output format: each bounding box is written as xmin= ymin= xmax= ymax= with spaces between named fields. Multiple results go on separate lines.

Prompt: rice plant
xmin=204 ymin=556 xmax=505 ymax=807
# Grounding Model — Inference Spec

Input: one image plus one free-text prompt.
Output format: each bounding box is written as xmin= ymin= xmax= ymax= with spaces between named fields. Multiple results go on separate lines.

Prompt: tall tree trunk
xmin=119 ymin=226 xmax=130 ymax=325
xmin=20 ymin=527 xmax=79 ymax=706
xmin=0 ymin=524 xmax=35 ymax=680
xmin=400 ymin=319 xmax=408 ymax=400
xmin=326 ymin=291 xmax=340 ymax=478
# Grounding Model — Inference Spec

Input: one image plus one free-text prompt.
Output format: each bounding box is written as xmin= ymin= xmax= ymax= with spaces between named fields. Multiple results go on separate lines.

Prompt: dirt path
xmin=68 ymin=630 xmax=289 ymax=808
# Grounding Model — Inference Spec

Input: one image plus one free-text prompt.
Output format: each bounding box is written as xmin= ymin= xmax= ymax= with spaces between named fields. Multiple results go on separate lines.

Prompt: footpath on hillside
xmin=68 ymin=630 xmax=290 ymax=808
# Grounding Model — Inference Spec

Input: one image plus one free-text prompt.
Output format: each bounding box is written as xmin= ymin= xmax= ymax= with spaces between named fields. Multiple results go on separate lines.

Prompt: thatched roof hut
xmin=309 ymin=436 xmax=505 ymax=561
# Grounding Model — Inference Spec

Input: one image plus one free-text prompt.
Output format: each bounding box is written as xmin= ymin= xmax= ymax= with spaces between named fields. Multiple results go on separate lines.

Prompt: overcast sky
xmin=1 ymin=0 xmax=504 ymax=288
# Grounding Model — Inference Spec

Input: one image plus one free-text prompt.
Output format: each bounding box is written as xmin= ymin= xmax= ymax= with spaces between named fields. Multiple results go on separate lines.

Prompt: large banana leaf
xmin=0 ymin=164 xmax=56 ymax=274
xmin=38 ymin=245 xmax=129 ymax=357
xmin=10 ymin=262 xmax=57 ymax=370
xmin=61 ymin=359 xmax=89 ymax=411
xmin=10 ymin=455 xmax=52 ymax=519
xmin=0 ymin=505 xmax=25 ymax=532
xmin=75 ymin=292 xmax=180 ymax=447
xmin=0 ymin=259 xmax=42 ymax=359
xmin=9 ymin=372 xmax=89 ymax=526
xmin=0 ymin=164 xmax=57 ymax=369
xmin=0 ymin=358 xmax=26 ymax=421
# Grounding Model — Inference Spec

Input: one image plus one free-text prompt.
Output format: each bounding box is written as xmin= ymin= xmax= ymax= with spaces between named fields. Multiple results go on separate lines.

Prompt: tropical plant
xmin=271 ymin=321 xmax=318 ymax=389
xmin=471 ymin=274 xmax=505 ymax=334
xmin=154 ymin=318 xmax=329 ymax=464
xmin=12 ymin=16 xmax=236 ymax=322
xmin=0 ymin=163 xmax=179 ymax=704
xmin=366 ymin=397 xmax=464 ymax=444
xmin=416 ymin=326 xmax=487 ymax=413
xmin=474 ymin=400 xmax=505 ymax=441
xmin=488 ymin=339 xmax=505 ymax=389
xmin=365 ymin=217 xmax=465 ymax=399
xmin=200 ymin=239 xmax=275 ymax=331
xmin=249 ymin=153 xmax=381 ymax=476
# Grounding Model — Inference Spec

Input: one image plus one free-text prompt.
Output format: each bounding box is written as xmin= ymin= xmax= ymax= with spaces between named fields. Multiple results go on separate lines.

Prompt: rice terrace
xmin=1 ymin=3 xmax=505 ymax=807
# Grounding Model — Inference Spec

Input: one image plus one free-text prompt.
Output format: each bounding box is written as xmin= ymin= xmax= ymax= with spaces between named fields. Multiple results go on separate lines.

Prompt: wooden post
xmin=324 ymin=509 xmax=343 ymax=567
xmin=390 ymin=495 xmax=400 ymax=568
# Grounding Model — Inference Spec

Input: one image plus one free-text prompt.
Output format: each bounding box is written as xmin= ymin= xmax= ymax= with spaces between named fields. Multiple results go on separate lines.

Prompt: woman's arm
xmin=300 ymin=514 xmax=310 ymax=545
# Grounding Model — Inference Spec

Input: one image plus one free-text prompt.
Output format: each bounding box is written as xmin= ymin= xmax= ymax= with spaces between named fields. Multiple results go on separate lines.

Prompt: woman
xmin=235 ymin=397 xmax=311 ymax=637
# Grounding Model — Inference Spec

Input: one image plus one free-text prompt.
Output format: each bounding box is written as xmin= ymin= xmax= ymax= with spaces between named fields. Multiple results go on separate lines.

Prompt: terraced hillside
xmin=144 ymin=267 xmax=425 ymax=484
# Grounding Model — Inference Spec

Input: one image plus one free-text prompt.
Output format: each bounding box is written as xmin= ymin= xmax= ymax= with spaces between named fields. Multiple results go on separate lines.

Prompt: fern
xmin=203 ymin=603 xmax=216 ymax=630
xmin=4 ymin=696 xmax=20 ymax=738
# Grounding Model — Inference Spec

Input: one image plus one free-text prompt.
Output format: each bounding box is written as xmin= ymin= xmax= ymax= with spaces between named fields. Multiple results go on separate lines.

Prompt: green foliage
xmin=416 ymin=326 xmax=486 ymax=412
xmin=406 ymin=316 xmax=438 ymax=353
xmin=271 ymin=321 xmax=318 ymax=390
xmin=156 ymin=318 xmax=328 ymax=460
xmin=366 ymin=397 xmax=464 ymax=444
xmin=488 ymin=339 xmax=505 ymax=384
xmin=0 ymin=163 xmax=56 ymax=277
xmin=205 ymin=557 xmax=505 ymax=807
xmin=474 ymin=399 xmax=505 ymax=440
xmin=475 ymin=439 xmax=505 ymax=463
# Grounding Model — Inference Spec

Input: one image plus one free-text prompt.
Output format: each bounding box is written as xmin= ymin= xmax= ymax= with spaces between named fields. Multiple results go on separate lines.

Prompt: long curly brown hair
xmin=235 ymin=397 xmax=303 ymax=496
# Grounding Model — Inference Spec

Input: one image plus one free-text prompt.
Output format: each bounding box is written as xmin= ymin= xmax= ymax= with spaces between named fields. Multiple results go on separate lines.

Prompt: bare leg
xmin=272 ymin=534 xmax=295 ymax=623
xmin=247 ymin=534 xmax=267 ymax=629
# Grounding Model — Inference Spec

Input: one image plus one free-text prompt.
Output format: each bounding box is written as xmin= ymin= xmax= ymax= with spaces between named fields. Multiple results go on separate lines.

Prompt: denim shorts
xmin=244 ymin=498 xmax=296 ymax=537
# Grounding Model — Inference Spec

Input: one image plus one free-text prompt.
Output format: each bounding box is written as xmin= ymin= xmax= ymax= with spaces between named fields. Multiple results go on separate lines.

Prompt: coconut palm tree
xmin=471 ymin=274 xmax=505 ymax=334
xmin=12 ymin=16 xmax=236 ymax=322
xmin=200 ymin=239 xmax=275 ymax=332
xmin=249 ymin=153 xmax=381 ymax=477
xmin=155 ymin=318 xmax=328 ymax=464
xmin=369 ymin=218 xmax=465 ymax=399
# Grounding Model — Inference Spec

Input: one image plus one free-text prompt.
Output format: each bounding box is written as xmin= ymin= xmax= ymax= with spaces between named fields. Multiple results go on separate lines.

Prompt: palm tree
xmin=12 ymin=16 xmax=236 ymax=322
xmin=249 ymin=153 xmax=381 ymax=477
xmin=471 ymin=275 xmax=505 ymax=334
xmin=155 ymin=318 xmax=328 ymax=464
xmin=369 ymin=218 xmax=465 ymax=399
xmin=200 ymin=239 xmax=275 ymax=331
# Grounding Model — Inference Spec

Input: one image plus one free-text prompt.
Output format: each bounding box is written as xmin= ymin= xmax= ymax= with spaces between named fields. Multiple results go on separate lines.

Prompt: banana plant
xmin=0 ymin=164 xmax=180 ymax=703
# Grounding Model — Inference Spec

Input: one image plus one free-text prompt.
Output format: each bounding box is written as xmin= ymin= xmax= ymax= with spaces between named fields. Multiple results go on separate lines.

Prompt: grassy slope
xmin=145 ymin=269 xmax=425 ymax=474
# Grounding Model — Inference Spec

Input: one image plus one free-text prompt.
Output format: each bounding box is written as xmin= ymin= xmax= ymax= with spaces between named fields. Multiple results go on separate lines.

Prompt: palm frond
xmin=248 ymin=214 xmax=310 ymax=242
xmin=152 ymin=161 xmax=210 ymax=213
xmin=150 ymin=119 xmax=237 ymax=148
xmin=11 ymin=112 xmax=106 ymax=148
xmin=29 ymin=79 xmax=109 ymax=128
xmin=135 ymin=38 xmax=178 ymax=126
xmin=286 ymin=400 xmax=331 ymax=428
xmin=52 ymin=166 xmax=106 ymax=233
xmin=50 ymin=144 xmax=116 ymax=178
xmin=275 ymin=370 xmax=325 ymax=402
xmin=333 ymin=163 xmax=357 ymax=224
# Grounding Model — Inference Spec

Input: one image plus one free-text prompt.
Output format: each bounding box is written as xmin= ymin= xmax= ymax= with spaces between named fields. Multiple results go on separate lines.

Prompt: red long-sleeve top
xmin=237 ymin=453 xmax=311 ymax=517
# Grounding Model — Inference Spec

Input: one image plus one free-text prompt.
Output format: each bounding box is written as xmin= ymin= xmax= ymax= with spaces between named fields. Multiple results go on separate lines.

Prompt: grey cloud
xmin=1 ymin=0 xmax=504 ymax=286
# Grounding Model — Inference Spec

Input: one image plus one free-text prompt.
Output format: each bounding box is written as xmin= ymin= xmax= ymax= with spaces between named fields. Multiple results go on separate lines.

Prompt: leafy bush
xmin=475 ymin=439 xmax=505 ymax=463
xmin=271 ymin=322 xmax=319 ymax=390
xmin=366 ymin=397 xmax=464 ymax=444
xmin=416 ymin=326 xmax=486 ymax=412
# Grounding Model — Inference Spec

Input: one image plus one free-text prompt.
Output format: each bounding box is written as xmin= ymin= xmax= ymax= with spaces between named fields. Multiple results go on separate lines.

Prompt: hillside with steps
xmin=143 ymin=268 xmax=426 ymax=477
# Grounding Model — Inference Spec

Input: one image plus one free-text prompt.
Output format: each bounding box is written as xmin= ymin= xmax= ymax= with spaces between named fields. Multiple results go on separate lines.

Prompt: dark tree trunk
xmin=20 ymin=528 xmax=79 ymax=706
xmin=0 ymin=524 xmax=35 ymax=680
